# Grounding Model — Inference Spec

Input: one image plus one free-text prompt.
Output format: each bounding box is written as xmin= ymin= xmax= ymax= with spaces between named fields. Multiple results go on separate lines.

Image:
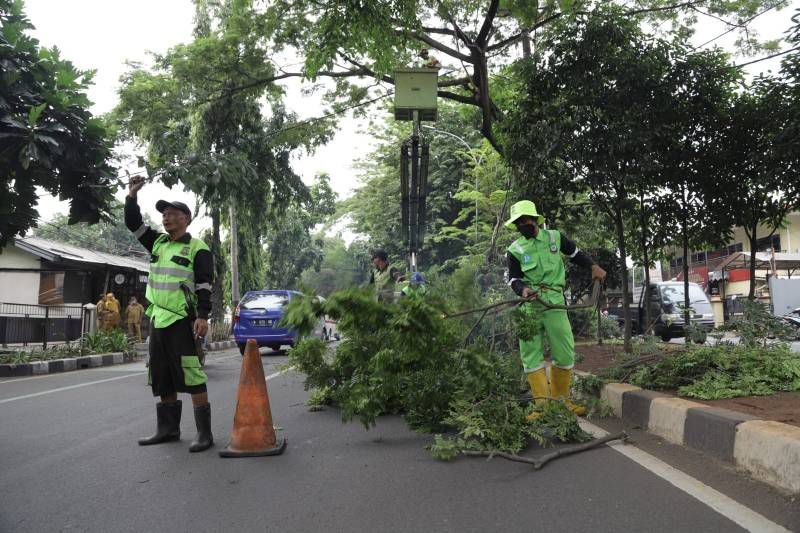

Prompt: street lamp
xmin=421 ymin=125 xmax=482 ymax=244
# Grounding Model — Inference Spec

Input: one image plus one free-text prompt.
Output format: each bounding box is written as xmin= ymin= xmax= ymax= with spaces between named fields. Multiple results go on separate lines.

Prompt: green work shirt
xmin=507 ymin=229 xmax=566 ymax=306
xmin=371 ymin=264 xmax=400 ymax=303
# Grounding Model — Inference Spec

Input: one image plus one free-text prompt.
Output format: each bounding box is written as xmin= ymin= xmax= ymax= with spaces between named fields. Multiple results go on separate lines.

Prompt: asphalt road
xmin=1 ymin=348 xmax=798 ymax=533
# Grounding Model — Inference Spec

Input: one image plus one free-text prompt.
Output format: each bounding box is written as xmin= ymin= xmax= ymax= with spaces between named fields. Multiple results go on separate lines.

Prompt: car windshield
xmin=660 ymin=285 xmax=711 ymax=312
xmin=240 ymin=293 xmax=289 ymax=310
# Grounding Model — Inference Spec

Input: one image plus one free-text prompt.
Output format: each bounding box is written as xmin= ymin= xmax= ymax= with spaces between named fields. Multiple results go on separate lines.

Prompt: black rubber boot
xmin=189 ymin=403 xmax=214 ymax=453
xmin=138 ymin=401 xmax=182 ymax=445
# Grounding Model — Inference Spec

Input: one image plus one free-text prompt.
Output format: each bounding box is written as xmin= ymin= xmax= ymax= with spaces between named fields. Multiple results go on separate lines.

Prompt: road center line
xmin=0 ymin=363 xmax=290 ymax=405
xmin=579 ymin=419 xmax=790 ymax=533
xmin=0 ymin=373 xmax=144 ymax=404
xmin=266 ymin=367 xmax=293 ymax=380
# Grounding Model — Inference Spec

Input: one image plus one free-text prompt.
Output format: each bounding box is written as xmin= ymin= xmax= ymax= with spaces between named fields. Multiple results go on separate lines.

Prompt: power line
xmin=35 ymin=220 xmax=149 ymax=260
xmin=729 ymin=45 xmax=800 ymax=70
xmin=98 ymin=90 xmax=394 ymax=189
xmin=693 ymin=4 xmax=779 ymax=50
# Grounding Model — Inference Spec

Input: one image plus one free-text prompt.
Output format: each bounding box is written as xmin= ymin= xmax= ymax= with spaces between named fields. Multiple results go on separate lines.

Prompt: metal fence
xmin=0 ymin=302 xmax=85 ymax=349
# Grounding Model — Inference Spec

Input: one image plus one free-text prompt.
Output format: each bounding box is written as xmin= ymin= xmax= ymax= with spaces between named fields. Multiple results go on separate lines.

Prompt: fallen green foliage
xmin=607 ymin=345 xmax=800 ymax=400
xmin=572 ymin=374 xmax=614 ymax=418
xmin=283 ymin=287 xmax=591 ymax=456
xmin=431 ymin=400 xmax=591 ymax=460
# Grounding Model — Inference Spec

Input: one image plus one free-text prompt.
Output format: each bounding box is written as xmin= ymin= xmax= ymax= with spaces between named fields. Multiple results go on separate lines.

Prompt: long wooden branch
xmin=438 ymin=76 xmax=472 ymax=87
xmin=487 ymin=12 xmax=564 ymax=52
xmin=398 ymin=29 xmax=473 ymax=62
xmin=339 ymin=54 xmax=395 ymax=85
xmin=437 ymin=90 xmax=477 ymax=106
xmin=422 ymin=26 xmax=458 ymax=36
xmin=624 ymin=0 xmax=708 ymax=16
xmin=476 ymin=0 xmax=501 ymax=46
xmin=462 ymin=432 xmax=627 ymax=469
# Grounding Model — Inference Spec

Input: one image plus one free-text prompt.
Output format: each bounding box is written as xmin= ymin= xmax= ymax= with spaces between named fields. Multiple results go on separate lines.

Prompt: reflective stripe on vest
xmin=145 ymin=234 xmax=210 ymax=328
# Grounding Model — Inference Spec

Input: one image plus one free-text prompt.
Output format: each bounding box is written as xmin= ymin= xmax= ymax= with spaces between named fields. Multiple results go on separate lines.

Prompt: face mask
xmin=518 ymin=224 xmax=537 ymax=239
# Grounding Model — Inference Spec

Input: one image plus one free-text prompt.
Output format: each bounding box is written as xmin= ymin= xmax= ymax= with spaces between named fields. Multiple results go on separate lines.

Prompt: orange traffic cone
xmin=219 ymin=339 xmax=287 ymax=457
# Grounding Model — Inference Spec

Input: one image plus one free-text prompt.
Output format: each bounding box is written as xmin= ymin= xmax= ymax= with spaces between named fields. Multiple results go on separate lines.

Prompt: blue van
xmin=233 ymin=290 xmax=303 ymax=354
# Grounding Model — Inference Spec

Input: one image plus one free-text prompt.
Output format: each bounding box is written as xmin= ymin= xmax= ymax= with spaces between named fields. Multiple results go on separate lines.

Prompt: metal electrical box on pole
xmin=394 ymin=68 xmax=438 ymax=272
xmin=394 ymin=69 xmax=439 ymax=121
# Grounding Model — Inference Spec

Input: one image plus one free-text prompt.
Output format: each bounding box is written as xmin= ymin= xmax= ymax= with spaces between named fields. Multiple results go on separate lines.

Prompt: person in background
xmin=401 ymin=272 xmax=428 ymax=300
xmin=369 ymin=249 xmax=404 ymax=304
xmin=95 ymin=294 xmax=107 ymax=332
xmin=126 ymin=296 xmax=145 ymax=342
xmin=105 ymin=293 xmax=121 ymax=330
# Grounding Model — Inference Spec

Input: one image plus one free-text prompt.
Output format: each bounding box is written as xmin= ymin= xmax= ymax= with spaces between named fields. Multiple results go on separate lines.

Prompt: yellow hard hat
xmin=505 ymin=200 xmax=545 ymax=229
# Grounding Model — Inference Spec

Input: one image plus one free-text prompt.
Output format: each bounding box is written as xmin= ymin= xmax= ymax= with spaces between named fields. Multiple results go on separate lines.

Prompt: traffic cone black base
xmin=219 ymin=436 xmax=286 ymax=458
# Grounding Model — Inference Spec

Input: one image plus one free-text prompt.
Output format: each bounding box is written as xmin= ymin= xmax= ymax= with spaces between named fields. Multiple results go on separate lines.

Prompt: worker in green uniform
xmin=505 ymin=200 xmax=606 ymax=418
xmin=126 ymin=175 xmax=214 ymax=452
xmin=400 ymin=272 xmax=428 ymax=300
xmin=369 ymin=249 xmax=404 ymax=304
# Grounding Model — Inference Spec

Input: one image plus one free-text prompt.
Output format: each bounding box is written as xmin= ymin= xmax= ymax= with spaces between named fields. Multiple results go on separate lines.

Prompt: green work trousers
xmin=518 ymin=304 xmax=575 ymax=372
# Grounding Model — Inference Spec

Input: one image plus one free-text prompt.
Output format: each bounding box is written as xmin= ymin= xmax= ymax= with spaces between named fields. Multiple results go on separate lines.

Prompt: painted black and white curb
xmin=0 ymin=351 xmax=136 ymax=378
xmin=205 ymin=340 xmax=236 ymax=352
xmin=601 ymin=382 xmax=800 ymax=495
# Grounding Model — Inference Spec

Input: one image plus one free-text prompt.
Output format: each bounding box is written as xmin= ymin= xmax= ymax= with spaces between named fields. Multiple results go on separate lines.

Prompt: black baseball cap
xmin=155 ymin=200 xmax=192 ymax=221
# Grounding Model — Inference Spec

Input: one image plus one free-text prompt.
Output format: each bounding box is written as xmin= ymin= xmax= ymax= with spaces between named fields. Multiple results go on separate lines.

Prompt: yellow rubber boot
xmin=550 ymin=366 xmax=586 ymax=416
xmin=524 ymin=368 xmax=550 ymax=422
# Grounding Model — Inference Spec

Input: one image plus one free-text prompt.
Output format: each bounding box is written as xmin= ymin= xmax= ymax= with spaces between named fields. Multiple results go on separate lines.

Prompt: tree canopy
xmin=0 ymin=0 xmax=116 ymax=248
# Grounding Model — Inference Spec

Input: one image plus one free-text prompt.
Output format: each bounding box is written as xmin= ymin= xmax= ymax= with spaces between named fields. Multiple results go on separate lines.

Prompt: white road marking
xmin=0 ymin=373 xmax=144 ymax=404
xmin=266 ymin=366 xmax=293 ymax=381
xmin=579 ymin=419 xmax=791 ymax=533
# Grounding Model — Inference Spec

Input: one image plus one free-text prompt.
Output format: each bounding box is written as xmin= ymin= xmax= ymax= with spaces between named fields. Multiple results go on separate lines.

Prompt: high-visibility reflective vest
xmin=145 ymin=235 xmax=210 ymax=328
xmin=401 ymin=282 xmax=428 ymax=299
xmin=507 ymin=229 xmax=565 ymax=306
xmin=373 ymin=264 xmax=397 ymax=303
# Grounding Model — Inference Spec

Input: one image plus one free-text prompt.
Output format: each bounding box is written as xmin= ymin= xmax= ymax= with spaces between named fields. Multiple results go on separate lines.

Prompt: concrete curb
xmin=206 ymin=340 xmax=236 ymax=352
xmin=0 ymin=351 xmax=136 ymax=378
xmin=599 ymin=381 xmax=800 ymax=495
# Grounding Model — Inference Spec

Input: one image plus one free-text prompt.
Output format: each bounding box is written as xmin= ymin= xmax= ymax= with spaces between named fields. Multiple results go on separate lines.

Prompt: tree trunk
xmin=614 ymin=207 xmax=632 ymax=353
xmin=210 ymin=207 xmax=224 ymax=324
xmin=748 ymin=223 xmax=758 ymax=299
xmin=639 ymin=192 xmax=651 ymax=334
xmin=682 ymin=217 xmax=691 ymax=330
xmin=521 ymin=31 xmax=531 ymax=58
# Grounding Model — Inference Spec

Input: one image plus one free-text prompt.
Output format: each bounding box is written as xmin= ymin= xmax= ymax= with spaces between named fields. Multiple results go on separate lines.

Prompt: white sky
xmin=24 ymin=0 xmax=800 ymax=236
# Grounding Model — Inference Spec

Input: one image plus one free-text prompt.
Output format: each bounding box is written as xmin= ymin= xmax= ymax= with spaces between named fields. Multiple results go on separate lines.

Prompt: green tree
xmin=651 ymin=48 xmax=739 ymax=326
xmin=263 ymin=174 xmax=338 ymax=289
xmin=504 ymin=10 xmax=743 ymax=350
xmin=300 ymin=236 xmax=370 ymax=296
xmin=717 ymin=77 xmax=800 ymax=299
xmin=0 ymin=0 xmax=116 ymax=248
xmin=114 ymin=0 xmax=325 ymax=317
xmin=242 ymin=0 xmax=787 ymax=153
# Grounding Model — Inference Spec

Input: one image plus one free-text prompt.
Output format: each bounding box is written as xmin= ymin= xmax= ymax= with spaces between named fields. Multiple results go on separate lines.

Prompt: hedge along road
xmin=0 ymin=347 xmax=796 ymax=533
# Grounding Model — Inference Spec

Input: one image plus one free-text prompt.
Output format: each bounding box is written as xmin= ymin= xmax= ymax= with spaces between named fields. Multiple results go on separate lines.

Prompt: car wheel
xmin=660 ymin=333 xmax=671 ymax=342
